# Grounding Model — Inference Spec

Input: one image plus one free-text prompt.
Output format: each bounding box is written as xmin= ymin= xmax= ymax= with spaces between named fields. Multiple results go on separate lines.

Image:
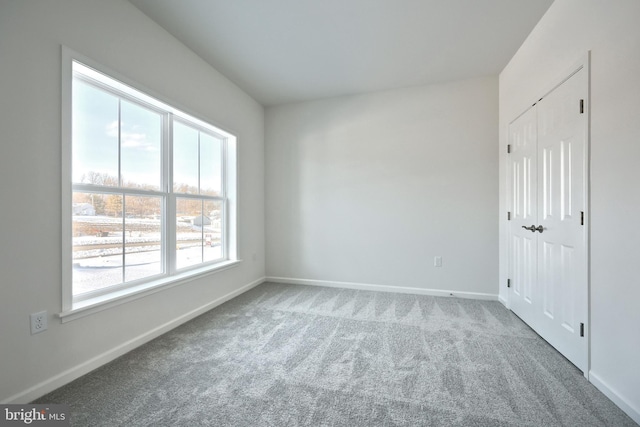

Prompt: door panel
xmin=508 ymin=107 xmax=537 ymax=325
xmin=560 ymin=244 xmax=576 ymax=333
xmin=542 ymin=240 xmax=554 ymax=319
xmin=536 ymin=67 xmax=587 ymax=371
xmin=560 ymin=141 xmax=573 ymax=220
xmin=509 ymin=67 xmax=588 ymax=372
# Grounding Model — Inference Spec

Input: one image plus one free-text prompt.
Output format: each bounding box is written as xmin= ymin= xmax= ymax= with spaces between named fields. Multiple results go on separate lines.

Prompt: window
xmin=62 ymin=50 xmax=238 ymax=319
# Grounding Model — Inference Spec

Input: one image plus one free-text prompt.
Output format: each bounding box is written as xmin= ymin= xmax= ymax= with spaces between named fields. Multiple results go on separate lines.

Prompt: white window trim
xmin=60 ymin=46 xmax=240 ymax=322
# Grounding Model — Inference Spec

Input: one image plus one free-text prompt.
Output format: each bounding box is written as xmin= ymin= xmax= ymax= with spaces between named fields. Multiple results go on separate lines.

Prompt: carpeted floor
xmin=36 ymin=282 xmax=637 ymax=426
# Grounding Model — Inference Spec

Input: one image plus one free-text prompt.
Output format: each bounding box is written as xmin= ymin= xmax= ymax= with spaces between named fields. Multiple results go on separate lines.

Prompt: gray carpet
xmin=36 ymin=282 xmax=637 ymax=426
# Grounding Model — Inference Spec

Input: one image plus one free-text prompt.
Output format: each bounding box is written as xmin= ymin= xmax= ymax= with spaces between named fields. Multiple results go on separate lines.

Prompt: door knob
xmin=522 ymin=225 xmax=544 ymax=233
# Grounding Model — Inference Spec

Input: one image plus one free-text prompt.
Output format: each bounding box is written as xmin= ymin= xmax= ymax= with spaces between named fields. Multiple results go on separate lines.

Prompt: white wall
xmin=0 ymin=0 xmax=265 ymax=403
xmin=266 ymin=77 xmax=498 ymax=297
xmin=499 ymin=0 xmax=640 ymax=422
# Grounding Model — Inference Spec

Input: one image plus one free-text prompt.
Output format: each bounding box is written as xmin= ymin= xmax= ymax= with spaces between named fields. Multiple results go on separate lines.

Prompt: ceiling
xmin=129 ymin=0 xmax=554 ymax=106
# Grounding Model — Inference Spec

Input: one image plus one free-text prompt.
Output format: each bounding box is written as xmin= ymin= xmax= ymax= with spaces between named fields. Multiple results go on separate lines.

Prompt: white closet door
xmin=535 ymin=67 xmax=588 ymax=371
xmin=508 ymin=107 xmax=538 ymax=328
xmin=509 ymin=67 xmax=588 ymax=373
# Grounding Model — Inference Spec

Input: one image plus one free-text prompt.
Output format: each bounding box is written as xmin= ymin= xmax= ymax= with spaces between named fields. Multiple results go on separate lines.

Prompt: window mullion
xmin=197 ymin=131 xmax=201 ymax=195
xmin=200 ymin=199 xmax=205 ymax=263
xmin=121 ymin=194 xmax=126 ymax=283
xmin=221 ymin=138 xmax=227 ymax=200
xmin=197 ymin=132 xmax=203 ymax=262
xmin=118 ymin=100 xmax=125 ymax=284
xmin=166 ymin=113 xmax=176 ymax=276
xmin=71 ymin=184 xmax=166 ymax=197
xmin=118 ymin=99 xmax=122 ymax=186
xmin=221 ymin=138 xmax=227 ymax=259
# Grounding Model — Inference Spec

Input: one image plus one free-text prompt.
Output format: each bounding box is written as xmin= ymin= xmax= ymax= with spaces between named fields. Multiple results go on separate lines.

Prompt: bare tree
xmin=80 ymin=171 xmax=118 ymax=186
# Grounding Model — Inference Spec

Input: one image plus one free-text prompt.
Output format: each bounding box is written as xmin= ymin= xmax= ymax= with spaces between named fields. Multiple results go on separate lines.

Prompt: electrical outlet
xmin=30 ymin=311 xmax=47 ymax=335
xmin=434 ymin=256 xmax=442 ymax=267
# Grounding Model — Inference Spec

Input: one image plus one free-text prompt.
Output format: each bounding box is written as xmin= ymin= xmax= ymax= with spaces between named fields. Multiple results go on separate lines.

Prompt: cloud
xmin=105 ymin=121 xmax=159 ymax=152
xmin=106 ymin=121 xmax=118 ymax=137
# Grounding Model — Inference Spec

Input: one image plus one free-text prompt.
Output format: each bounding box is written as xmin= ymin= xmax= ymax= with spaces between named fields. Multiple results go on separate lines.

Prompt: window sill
xmin=58 ymin=259 xmax=242 ymax=323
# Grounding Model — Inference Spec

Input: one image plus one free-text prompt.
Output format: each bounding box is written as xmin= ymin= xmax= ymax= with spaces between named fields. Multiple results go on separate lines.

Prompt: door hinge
xmin=507 ymin=211 xmax=511 ymax=221
xmin=580 ymin=323 xmax=585 ymax=337
xmin=581 ymin=211 xmax=584 ymax=225
xmin=580 ymin=99 xmax=584 ymax=114
xmin=507 ymin=279 xmax=511 ymax=288
xmin=507 ymin=144 xmax=511 ymax=154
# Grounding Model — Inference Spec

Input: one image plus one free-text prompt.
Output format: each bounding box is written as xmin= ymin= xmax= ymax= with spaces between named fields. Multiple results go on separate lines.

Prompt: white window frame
xmin=61 ymin=47 xmax=239 ymax=322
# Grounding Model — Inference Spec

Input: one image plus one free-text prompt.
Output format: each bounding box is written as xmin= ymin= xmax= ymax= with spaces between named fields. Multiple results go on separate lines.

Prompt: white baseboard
xmin=266 ymin=276 xmax=498 ymax=301
xmin=589 ymin=371 xmax=640 ymax=425
xmin=2 ymin=276 xmax=266 ymax=404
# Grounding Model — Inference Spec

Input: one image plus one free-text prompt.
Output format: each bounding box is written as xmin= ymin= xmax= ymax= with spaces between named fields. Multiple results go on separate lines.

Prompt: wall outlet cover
xmin=30 ymin=311 xmax=48 ymax=335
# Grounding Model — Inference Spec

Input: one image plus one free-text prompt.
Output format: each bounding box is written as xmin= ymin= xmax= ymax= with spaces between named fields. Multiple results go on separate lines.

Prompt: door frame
xmin=505 ymin=52 xmax=591 ymax=378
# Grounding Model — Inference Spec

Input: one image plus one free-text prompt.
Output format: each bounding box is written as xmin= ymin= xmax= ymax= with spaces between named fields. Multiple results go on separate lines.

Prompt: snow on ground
xmin=71 ymin=215 xmax=224 ymax=294
xmin=73 ymin=245 xmax=223 ymax=295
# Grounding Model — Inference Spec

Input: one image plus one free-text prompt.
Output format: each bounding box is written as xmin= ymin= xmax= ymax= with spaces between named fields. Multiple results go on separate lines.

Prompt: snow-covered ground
xmin=72 ymin=215 xmax=223 ymax=294
xmin=73 ymin=245 xmax=223 ymax=295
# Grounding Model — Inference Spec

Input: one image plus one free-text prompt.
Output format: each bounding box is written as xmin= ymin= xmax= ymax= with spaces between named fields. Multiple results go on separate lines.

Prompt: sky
xmin=72 ymin=77 xmax=222 ymax=194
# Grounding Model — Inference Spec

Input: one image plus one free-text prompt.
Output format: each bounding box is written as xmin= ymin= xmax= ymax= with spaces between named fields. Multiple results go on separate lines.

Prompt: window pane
xmin=173 ymin=121 xmax=199 ymax=193
xmin=124 ymin=195 xmax=162 ymax=282
xmin=200 ymin=133 xmax=222 ymax=196
xmin=72 ymin=192 xmax=123 ymax=295
xmin=121 ymin=100 xmax=162 ymax=190
xmin=72 ymin=80 xmax=119 ymax=186
xmin=69 ymin=60 xmax=234 ymax=303
xmin=203 ymin=200 xmax=223 ymax=262
xmin=176 ymin=198 xmax=203 ymax=269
